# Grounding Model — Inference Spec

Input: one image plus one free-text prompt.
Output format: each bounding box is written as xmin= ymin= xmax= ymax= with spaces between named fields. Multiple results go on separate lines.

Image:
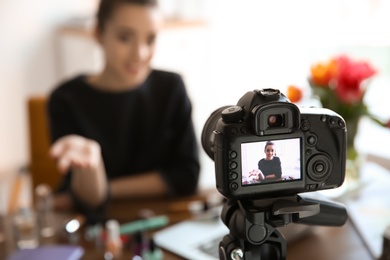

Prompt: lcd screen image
xmin=241 ymin=138 xmax=301 ymax=185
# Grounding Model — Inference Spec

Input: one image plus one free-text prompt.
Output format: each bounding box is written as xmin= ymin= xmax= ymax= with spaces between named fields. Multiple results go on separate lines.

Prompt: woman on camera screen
xmin=257 ymin=141 xmax=282 ymax=181
xmin=47 ymin=0 xmax=200 ymax=222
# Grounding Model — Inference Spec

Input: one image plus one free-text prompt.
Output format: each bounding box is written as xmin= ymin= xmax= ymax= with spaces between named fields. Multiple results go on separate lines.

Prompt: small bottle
xmin=105 ymin=219 xmax=122 ymax=258
xmin=35 ymin=184 xmax=55 ymax=237
xmin=13 ymin=206 xmax=39 ymax=249
xmin=142 ymin=237 xmax=163 ymax=260
xmin=379 ymin=224 xmax=390 ymax=260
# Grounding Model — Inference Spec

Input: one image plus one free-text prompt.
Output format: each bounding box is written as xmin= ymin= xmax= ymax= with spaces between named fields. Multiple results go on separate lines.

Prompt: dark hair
xmin=264 ymin=141 xmax=275 ymax=152
xmin=96 ymin=0 xmax=158 ymax=32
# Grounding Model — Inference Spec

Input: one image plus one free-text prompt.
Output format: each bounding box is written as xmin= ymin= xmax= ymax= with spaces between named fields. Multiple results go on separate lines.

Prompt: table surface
xmin=0 ymin=189 xmax=374 ymax=260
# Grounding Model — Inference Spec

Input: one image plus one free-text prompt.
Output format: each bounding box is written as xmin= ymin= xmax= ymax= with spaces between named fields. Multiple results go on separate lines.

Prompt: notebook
xmin=344 ymin=162 xmax=390 ymax=259
xmin=154 ymin=217 xmax=228 ymax=260
xmin=6 ymin=245 xmax=84 ymax=260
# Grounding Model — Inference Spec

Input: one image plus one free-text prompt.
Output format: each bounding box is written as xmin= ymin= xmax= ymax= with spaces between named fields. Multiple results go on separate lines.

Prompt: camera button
xmin=230 ymin=182 xmax=238 ymax=190
xmin=229 ymin=162 xmax=238 ymax=169
xmin=306 ymin=184 xmax=318 ymax=190
xmin=230 ymin=128 xmax=238 ymax=135
xmin=315 ymin=163 xmax=325 ymax=173
xmin=230 ymin=172 xmax=238 ymax=180
xmin=307 ymin=135 xmax=317 ymax=146
xmin=301 ymin=119 xmax=310 ymax=131
xmin=222 ymin=106 xmax=243 ymax=123
xmin=229 ymin=151 xmax=237 ymax=159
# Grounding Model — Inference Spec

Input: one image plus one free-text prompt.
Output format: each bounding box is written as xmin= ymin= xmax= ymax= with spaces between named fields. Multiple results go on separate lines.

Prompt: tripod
xmin=218 ymin=195 xmax=348 ymax=260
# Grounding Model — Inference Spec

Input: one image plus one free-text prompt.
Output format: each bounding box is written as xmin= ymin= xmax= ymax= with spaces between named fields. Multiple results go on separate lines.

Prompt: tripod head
xmin=218 ymin=194 xmax=347 ymax=260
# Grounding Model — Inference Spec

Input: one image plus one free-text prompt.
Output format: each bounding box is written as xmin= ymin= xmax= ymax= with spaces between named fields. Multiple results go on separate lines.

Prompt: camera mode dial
xmin=257 ymin=88 xmax=280 ymax=96
xmin=222 ymin=106 xmax=244 ymax=123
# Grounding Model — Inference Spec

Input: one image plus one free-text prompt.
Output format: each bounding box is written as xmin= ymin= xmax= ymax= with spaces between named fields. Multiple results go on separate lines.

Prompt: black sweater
xmin=258 ymin=157 xmax=282 ymax=179
xmin=47 ymin=70 xmax=200 ymax=217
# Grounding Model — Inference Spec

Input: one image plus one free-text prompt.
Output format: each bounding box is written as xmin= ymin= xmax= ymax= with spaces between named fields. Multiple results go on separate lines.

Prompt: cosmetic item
xmin=105 ymin=219 xmax=123 ymax=258
xmin=65 ymin=214 xmax=85 ymax=234
xmin=85 ymin=223 xmax=104 ymax=248
xmin=64 ymin=214 xmax=85 ymax=244
xmin=131 ymin=231 xmax=146 ymax=259
xmin=131 ymin=231 xmax=164 ymax=260
xmin=35 ymin=184 xmax=55 ymax=237
xmin=13 ymin=207 xmax=39 ymax=249
xmin=142 ymin=238 xmax=163 ymax=260
xmin=119 ymin=215 xmax=169 ymax=235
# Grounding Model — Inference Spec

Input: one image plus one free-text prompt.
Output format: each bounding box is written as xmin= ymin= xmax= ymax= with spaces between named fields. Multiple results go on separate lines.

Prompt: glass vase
xmin=344 ymin=116 xmax=363 ymax=190
xmin=346 ymin=146 xmax=361 ymax=181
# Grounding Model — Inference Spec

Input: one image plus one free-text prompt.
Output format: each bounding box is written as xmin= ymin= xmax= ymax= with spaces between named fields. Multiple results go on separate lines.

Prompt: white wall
xmin=0 ymin=0 xmax=99 ymax=172
xmin=1 ymin=0 xmax=390 ymax=190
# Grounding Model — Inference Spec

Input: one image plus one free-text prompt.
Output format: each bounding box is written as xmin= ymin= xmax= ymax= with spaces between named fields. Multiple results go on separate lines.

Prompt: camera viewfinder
xmin=268 ymin=114 xmax=284 ymax=127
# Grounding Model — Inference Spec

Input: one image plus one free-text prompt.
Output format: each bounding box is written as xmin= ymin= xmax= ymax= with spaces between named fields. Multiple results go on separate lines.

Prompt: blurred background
xmin=1 ymin=0 xmax=390 ymax=200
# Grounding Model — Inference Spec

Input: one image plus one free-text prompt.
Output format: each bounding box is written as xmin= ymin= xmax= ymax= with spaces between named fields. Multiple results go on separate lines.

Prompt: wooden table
xmin=0 ymin=190 xmax=373 ymax=260
xmin=287 ymin=222 xmax=372 ymax=260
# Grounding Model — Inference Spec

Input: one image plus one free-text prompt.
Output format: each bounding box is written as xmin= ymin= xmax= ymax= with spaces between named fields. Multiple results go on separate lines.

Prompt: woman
xmin=48 ymin=0 xmax=200 ymax=220
xmin=258 ymin=141 xmax=282 ymax=181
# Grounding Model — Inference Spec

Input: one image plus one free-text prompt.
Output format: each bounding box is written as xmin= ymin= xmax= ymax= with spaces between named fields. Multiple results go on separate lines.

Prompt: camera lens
xmin=268 ymin=114 xmax=284 ymax=127
xmin=201 ymin=106 xmax=231 ymax=160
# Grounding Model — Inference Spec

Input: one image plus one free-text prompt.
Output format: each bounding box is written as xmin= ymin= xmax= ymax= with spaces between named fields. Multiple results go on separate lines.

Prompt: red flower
xmin=333 ymin=55 xmax=376 ymax=104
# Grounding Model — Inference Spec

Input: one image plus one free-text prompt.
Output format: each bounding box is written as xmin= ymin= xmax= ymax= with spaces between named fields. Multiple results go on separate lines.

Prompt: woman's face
xmin=264 ymin=144 xmax=275 ymax=160
xmin=97 ymin=4 xmax=162 ymax=89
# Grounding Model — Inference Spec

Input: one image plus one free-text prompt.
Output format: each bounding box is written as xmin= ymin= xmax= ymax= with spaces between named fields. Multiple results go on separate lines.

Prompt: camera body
xmin=202 ymin=89 xmax=347 ymax=200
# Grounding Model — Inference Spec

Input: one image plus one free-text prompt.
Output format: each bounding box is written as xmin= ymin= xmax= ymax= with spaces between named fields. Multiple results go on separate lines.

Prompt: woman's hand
xmin=50 ymin=135 xmax=108 ymax=207
xmin=249 ymin=169 xmax=265 ymax=181
xmin=50 ymin=135 xmax=102 ymax=174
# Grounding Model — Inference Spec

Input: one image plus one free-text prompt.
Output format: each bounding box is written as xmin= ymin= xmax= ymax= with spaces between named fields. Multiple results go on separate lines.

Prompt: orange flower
xmin=310 ymin=59 xmax=337 ymax=87
xmin=286 ymin=85 xmax=303 ymax=103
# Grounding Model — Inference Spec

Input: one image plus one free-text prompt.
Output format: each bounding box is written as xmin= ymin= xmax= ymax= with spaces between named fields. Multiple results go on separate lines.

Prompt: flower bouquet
xmin=309 ymin=55 xmax=376 ymax=160
xmin=287 ymin=55 xmax=388 ymax=181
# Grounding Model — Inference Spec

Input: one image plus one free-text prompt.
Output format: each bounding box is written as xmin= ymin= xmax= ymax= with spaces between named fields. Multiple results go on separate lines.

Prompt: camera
xmin=201 ymin=88 xmax=347 ymax=200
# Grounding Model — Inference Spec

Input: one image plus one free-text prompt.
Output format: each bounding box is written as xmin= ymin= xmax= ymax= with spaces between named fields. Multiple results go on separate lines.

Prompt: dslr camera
xmin=202 ymin=88 xmax=347 ymax=199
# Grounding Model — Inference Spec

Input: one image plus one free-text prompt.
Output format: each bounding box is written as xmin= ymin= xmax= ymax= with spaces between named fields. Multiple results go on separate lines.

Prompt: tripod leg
xmin=219 ymin=234 xmax=243 ymax=260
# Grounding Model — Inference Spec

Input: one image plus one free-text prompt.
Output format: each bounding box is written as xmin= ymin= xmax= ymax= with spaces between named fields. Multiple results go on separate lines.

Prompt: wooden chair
xmin=27 ymin=96 xmax=61 ymax=192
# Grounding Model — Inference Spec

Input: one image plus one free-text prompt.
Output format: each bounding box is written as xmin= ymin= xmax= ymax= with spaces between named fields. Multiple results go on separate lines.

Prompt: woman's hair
xmin=96 ymin=0 xmax=158 ymax=32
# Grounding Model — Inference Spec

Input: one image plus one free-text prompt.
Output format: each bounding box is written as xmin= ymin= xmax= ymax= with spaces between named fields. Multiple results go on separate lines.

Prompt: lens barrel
xmin=201 ymin=106 xmax=230 ymax=160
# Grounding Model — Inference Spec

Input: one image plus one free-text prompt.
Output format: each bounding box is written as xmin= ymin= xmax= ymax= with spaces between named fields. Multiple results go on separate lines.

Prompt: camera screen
xmin=241 ymin=138 xmax=301 ymax=186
